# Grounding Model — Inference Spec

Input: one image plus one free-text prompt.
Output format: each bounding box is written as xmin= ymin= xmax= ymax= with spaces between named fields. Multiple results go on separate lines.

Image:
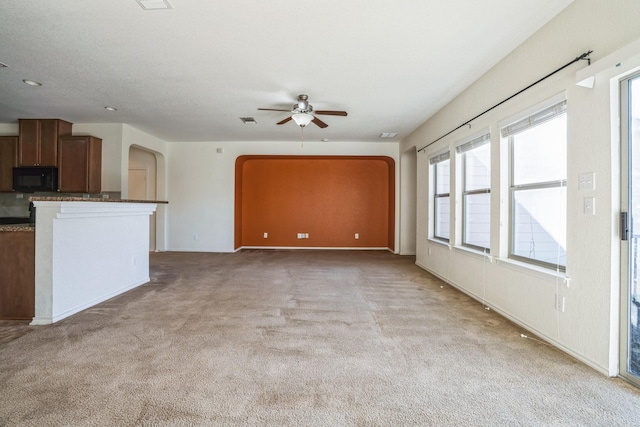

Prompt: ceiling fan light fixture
xmin=292 ymin=112 xmax=313 ymax=127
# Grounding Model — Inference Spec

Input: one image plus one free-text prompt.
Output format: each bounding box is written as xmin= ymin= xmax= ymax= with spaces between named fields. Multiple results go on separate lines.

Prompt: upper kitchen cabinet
xmin=0 ymin=136 xmax=18 ymax=192
xmin=18 ymin=119 xmax=72 ymax=166
xmin=58 ymin=136 xmax=102 ymax=193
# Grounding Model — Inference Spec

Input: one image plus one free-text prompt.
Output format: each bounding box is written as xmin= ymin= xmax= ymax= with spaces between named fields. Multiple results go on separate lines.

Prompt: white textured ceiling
xmin=0 ymin=0 xmax=572 ymax=143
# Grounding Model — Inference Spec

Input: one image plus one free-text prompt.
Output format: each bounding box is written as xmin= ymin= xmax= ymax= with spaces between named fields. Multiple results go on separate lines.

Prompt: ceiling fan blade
xmin=277 ymin=116 xmax=293 ymax=125
xmin=315 ymin=110 xmax=348 ymax=116
xmin=258 ymin=108 xmax=291 ymax=112
xmin=312 ymin=117 xmax=328 ymax=128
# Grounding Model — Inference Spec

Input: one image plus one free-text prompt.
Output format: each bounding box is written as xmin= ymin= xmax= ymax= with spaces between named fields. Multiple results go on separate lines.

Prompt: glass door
xmin=621 ymin=72 xmax=640 ymax=386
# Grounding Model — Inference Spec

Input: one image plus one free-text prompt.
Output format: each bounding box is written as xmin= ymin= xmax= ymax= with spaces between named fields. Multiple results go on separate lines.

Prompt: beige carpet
xmin=1 ymin=250 xmax=639 ymax=426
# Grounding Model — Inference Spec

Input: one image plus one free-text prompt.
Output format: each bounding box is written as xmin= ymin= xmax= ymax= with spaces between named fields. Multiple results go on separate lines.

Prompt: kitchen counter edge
xmin=0 ymin=225 xmax=34 ymax=232
xmin=29 ymin=197 xmax=168 ymax=204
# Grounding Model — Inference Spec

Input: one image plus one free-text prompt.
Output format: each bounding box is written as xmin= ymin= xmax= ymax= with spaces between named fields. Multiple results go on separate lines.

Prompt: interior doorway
xmin=620 ymin=71 xmax=640 ymax=387
xmin=128 ymin=146 xmax=157 ymax=252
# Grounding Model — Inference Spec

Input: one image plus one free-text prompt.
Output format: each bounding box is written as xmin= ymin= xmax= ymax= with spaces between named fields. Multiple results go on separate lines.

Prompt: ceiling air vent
xmin=240 ymin=117 xmax=257 ymax=124
xmin=379 ymin=132 xmax=398 ymax=138
xmin=136 ymin=0 xmax=172 ymax=10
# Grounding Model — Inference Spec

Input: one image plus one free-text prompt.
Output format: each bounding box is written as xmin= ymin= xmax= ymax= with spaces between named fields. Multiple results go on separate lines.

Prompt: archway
xmin=128 ymin=146 xmax=158 ymax=251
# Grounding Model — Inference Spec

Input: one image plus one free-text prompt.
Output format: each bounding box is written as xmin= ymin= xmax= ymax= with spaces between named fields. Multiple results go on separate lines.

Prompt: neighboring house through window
xmin=457 ymin=133 xmax=491 ymax=252
xmin=502 ymin=99 xmax=567 ymax=270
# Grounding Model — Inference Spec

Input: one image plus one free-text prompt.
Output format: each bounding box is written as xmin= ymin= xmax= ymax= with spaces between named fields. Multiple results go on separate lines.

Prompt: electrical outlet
xmin=578 ymin=172 xmax=595 ymax=191
xmin=355 ymin=233 xmax=359 ymax=239
xmin=263 ymin=232 xmax=268 ymax=238
xmin=555 ymin=294 xmax=565 ymax=312
xmin=193 ymin=234 xmax=198 ymax=241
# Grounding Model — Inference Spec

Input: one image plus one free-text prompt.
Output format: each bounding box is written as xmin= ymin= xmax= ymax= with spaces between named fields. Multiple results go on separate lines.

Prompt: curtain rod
xmin=416 ymin=50 xmax=593 ymax=153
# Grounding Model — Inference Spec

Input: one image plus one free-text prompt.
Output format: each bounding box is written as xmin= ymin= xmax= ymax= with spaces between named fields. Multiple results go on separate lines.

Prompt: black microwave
xmin=13 ymin=166 xmax=58 ymax=192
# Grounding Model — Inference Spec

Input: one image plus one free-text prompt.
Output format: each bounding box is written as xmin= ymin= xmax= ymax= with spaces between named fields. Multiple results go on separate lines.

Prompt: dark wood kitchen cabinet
xmin=0 ymin=136 xmax=18 ymax=192
xmin=58 ymin=135 xmax=102 ymax=193
xmin=18 ymin=119 xmax=72 ymax=166
xmin=0 ymin=230 xmax=35 ymax=320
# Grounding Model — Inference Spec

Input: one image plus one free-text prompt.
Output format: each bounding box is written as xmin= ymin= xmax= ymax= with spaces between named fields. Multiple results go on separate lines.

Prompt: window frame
xmin=504 ymin=100 xmax=567 ymax=271
xmin=431 ymin=152 xmax=450 ymax=242
xmin=458 ymin=134 xmax=491 ymax=252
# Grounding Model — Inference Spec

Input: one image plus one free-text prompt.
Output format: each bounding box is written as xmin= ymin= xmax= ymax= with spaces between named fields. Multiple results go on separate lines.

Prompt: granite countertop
xmin=29 ymin=197 xmax=168 ymax=204
xmin=0 ymin=225 xmax=34 ymax=232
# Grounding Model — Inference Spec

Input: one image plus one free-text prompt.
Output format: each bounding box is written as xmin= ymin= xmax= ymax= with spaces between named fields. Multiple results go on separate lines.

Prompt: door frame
xmin=619 ymin=70 xmax=640 ymax=387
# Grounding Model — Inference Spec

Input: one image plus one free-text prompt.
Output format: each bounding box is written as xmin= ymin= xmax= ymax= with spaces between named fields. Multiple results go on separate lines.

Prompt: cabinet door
xmin=0 ymin=231 xmax=35 ymax=320
xmin=58 ymin=137 xmax=89 ymax=192
xmin=38 ymin=120 xmax=60 ymax=166
xmin=18 ymin=120 xmax=39 ymax=166
xmin=0 ymin=136 xmax=18 ymax=191
xmin=87 ymin=137 xmax=102 ymax=194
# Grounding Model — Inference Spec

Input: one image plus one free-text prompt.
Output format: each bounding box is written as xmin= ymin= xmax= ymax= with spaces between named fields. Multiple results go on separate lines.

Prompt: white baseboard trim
xmin=30 ymin=277 xmax=150 ymax=325
xmin=239 ymin=246 xmax=391 ymax=251
xmin=415 ymin=261 xmax=609 ymax=377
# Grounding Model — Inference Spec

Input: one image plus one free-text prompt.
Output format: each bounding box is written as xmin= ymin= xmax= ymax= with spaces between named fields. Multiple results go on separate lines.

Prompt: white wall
xmin=400 ymin=0 xmax=640 ymax=375
xmin=400 ymin=147 xmax=417 ymax=255
xmin=73 ymin=123 xmax=169 ymax=250
xmin=167 ymin=140 xmax=399 ymax=253
xmin=73 ymin=123 xmax=124 ymax=191
xmin=129 ymin=146 xmax=158 ymax=251
xmin=0 ymin=123 xmax=18 ymax=135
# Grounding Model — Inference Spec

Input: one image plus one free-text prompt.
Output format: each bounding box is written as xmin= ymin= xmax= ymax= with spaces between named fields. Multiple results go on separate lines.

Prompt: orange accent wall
xmin=235 ymin=156 xmax=395 ymax=250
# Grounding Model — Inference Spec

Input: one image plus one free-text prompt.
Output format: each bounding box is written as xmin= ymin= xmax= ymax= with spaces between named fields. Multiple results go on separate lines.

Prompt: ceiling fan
xmin=258 ymin=94 xmax=347 ymax=128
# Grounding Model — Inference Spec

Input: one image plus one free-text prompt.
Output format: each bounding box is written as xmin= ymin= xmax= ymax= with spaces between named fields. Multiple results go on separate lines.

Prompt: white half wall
xmin=31 ymin=201 xmax=157 ymax=325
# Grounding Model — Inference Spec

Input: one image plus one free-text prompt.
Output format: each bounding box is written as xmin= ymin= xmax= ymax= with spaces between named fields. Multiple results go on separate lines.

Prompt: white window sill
xmin=494 ymin=257 xmax=568 ymax=283
xmin=426 ymin=238 xmax=568 ymax=283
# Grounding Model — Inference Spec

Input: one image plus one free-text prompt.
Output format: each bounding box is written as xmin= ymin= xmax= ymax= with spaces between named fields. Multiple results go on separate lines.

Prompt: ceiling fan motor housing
xmin=297 ymin=94 xmax=310 ymax=111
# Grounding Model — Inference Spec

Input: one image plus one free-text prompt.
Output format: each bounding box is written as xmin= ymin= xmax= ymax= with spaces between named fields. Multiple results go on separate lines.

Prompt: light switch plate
xmin=584 ymin=197 xmax=595 ymax=215
xmin=579 ymin=172 xmax=595 ymax=191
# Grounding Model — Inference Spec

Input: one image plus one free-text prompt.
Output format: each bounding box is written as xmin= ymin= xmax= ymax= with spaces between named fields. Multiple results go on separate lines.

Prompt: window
xmin=503 ymin=100 xmax=567 ymax=270
xmin=457 ymin=134 xmax=491 ymax=251
xmin=431 ymin=152 xmax=450 ymax=241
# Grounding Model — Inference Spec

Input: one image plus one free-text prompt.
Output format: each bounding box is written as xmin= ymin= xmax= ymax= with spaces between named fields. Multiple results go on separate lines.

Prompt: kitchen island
xmin=29 ymin=197 xmax=167 ymax=325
